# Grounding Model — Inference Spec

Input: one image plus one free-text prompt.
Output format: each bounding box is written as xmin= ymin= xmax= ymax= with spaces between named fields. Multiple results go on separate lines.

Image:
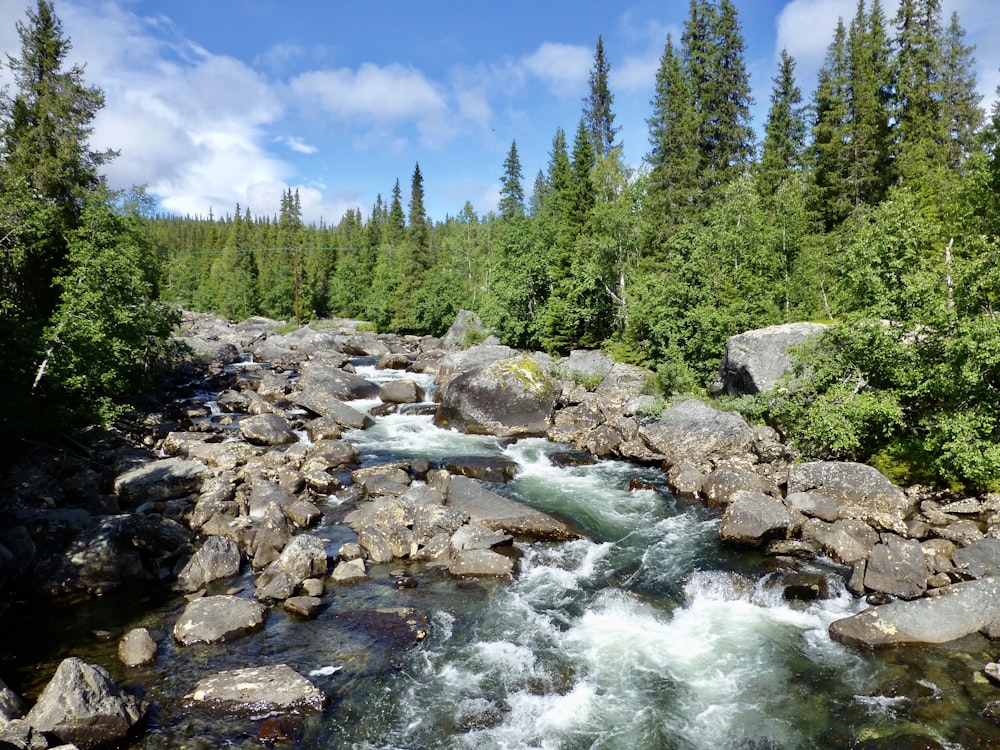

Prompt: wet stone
xmin=184 ymin=664 xmax=327 ymax=716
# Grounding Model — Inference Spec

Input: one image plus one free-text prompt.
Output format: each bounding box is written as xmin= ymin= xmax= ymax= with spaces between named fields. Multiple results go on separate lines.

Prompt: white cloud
xmin=278 ymin=136 xmax=318 ymax=154
xmin=520 ymin=42 xmax=592 ymax=96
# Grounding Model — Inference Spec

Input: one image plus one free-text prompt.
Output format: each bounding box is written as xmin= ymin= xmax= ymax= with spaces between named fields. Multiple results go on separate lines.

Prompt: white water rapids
xmin=325 ymin=365 xmax=908 ymax=749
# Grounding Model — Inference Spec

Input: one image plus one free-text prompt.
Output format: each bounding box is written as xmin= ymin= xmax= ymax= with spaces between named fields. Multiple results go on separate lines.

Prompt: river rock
xmin=446 ymin=476 xmax=577 ymax=541
xmin=250 ymin=503 xmax=293 ymax=570
xmin=298 ymin=362 xmax=379 ymax=400
xmin=829 ymin=578 xmax=1000 ymax=648
xmin=436 ymin=344 xmax=516 ymax=380
xmin=300 ymin=466 xmax=336 ymax=493
xmin=713 ymin=322 xmax=829 ymax=396
xmin=379 ymin=379 xmax=424 ymax=404
xmin=260 ymin=533 xmax=329 ymax=585
xmin=784 ymin=491 xmax=840 ymax=523
xmin=718 ymin=490 xmax=791 ymax=547
xmin=291 ymin=390 xmax=370 ymax=429
xmin=952 ymin=538 xmax=1000 ymax=579
xmin=435 ymin=355 xmax=559 ymax=439
xmin=175 ymin=536 xmax=241 ymax=593
xmin=667 ymin=460 xmax=706 ymax=500
xmin=638 ymin=399 xmax=755 ymax=471
xmin=862 ymin=535 xmax=927 ymax=599
xmin=331 ymin=558 xmax=367 ymax=582
xmin=239 ymin=413 xmax=298 ymax=446
xmin=442 ymin=456 xmax=520 ymax=484
xmin=184 ymin=664 xmax=327 ymax=716
xmin=173 ymin=595 xmax=267 ymax=645
xmin=118 ymin=627 xmax=157 ymax=667
xmin=703 ymin=467 xmax=780 ymax=508
xmin=449 ymin=548 xmax=515 ymax=577
xmin=24 ymin=657 xmax=146 ymax=749
xmin=113 ymin=457 xmax=209 ymax=506
xmin=787 ymin=461 xmax=911 ymax=530
xmin=802 ymin=518 xmax=880 ymax=565
xmin=0 ymin=677 xmax=26 ymax=725
xmin=546 ymin=401 xmax=605 ymax=445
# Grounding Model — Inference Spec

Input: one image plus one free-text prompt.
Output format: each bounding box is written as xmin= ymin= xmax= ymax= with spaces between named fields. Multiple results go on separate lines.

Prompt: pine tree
xmin=759 ymin=49 xmax=807 ymax=196
xmin=583 ymin=36 xmax=620 ymax=159
xmin=386 ymin=179 xmax=406 ymax=247
xmin=498 ymin=140 xmax=525 ymax=220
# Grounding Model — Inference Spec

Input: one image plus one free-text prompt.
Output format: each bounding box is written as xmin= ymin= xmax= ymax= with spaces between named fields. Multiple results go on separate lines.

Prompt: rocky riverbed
xmin=3 ymin=311 xmax=1000 ymax=748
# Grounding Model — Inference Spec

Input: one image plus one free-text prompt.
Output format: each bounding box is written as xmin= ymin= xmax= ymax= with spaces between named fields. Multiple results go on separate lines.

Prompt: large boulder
xmin=291 ymin=390 xmax=370 ymax=429
xmin=446 ymin=476 xmax=577 ymax=541
xmin=787 ymin=461 xmax=911 ymax=530
xmin=829 ymin=578 xmax=1000 ymax=648
xmin=184 ymin=665 xmax=327 ymax=716
xmin=113 ymin=457 xmax=208 ymax=506
xmin=435 ymin=344 xmax=517 ymax=380
xmin=435 ymin=355 xmax=559 ymax=439
xmin=638 ymin=399 xmax=755 ymax=471
xmin=442 ymin=310 xmax=491 ymax=349
xmin=298 ymin=362 xmax=379 ymax=400
xmin=173 ymin=595 xmax=267 ymax=645
xmin=24 ymin=657 xmax=146 ymax=749
xmin=713 ymin=322 xmax=829 ymax=396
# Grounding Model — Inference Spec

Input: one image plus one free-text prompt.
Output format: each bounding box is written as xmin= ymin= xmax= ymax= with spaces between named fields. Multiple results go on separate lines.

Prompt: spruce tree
xmin=0 ymin=0 xmax=117 ymax=324
xmin=759 ymin=49 xmax=806 ymax=197
xmin=808 ymin=18 xmax=852 ymax=229
xmin=407 ymin=162 xmax=429 ymax=252
xmin=498 ymin=140 xmax=525 ymax=220
xmin=846 ymin=0 xmax=892 ymax=208
xmin=645 ymin=33 xmax=699 ymax=237
xmin=583 ymin=36 xmax=620 ymax=159
xmin=939 ymin=11 xmax=982 ymax=171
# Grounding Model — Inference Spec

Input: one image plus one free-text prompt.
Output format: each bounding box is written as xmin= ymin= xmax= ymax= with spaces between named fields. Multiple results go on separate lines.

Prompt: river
xmin=6 ymin=363 xmax=1000 ymax=748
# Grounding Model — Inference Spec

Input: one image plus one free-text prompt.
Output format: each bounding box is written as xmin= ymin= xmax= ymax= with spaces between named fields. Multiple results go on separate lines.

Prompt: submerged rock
xmin=184 ymin=664 xmax=327 ymax=716
xmin=173 ymin=595 xmax=267 ymax=645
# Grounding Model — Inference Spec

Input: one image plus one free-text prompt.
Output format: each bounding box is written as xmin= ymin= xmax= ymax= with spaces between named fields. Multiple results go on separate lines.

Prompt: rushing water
xmin=6 ymin=363 xmax=1000 ymax=749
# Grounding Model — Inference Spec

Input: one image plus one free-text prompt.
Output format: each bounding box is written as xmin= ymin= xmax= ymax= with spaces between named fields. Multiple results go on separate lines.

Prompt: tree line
xmin=3 ymin=0 xmax=1000 ymax=489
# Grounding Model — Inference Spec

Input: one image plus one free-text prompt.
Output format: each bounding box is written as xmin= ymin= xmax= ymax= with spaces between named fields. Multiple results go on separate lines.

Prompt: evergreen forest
xmin=4 ymin=0 xmax=1000 ymax=490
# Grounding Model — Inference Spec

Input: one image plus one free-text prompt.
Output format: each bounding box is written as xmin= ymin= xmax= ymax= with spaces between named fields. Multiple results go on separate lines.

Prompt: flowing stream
xmin=6 ymin=364 xmax=1000 ymax=748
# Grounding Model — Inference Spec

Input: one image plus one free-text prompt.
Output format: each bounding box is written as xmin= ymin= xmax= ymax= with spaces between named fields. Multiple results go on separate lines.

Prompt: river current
xmin=7 ymin=363 xmax=1000 ymax=748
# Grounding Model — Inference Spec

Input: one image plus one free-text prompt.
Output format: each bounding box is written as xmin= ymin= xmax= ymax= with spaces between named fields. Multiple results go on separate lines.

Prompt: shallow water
xmin=6 ymin=365 xmax=1000 ymax=749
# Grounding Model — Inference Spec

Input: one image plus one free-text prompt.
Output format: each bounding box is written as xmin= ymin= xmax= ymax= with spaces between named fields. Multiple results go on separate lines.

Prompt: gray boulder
xmin=184 ymin=664 xmax=327 ymax=715
xmin=784 ymin=491 xmax=840 ymax=523
xmin=442 ymin=310 xmax=490 ymax=349
xmin=862 ymin=535 xmax=927 ymax=599
xmin=446 ymin=476 xmax=577 ymax=541
xmin=703 ymin=467 xmax=780 ymax=507
xmin=830 ymin=578 xmax=1000 ymax=648
xmin=952 ymin=538 xmax=1000 ymax=579
xmin=713 ymin=321 xmax=829 ymax=396
xmin=340 ymin=333 xmax=391 ymax=357
xmin=435 ymin=355 xmax=559 ymax=438
xmin=291 ymin=390 xmax=369 ymax=429
xmin=113 ymin=457 xmax=208 ymax=506
xmin=175 ymin=536 xmax=242 ymax=593
xmin=262 ymin=533 xmax=329 ymax=583
xmin=638 ymin=399 xmax=755 ymax=471
xmin=435 ymin=344 xmax=517 ymax=380
xmin=378 ymin=379 xmax=424 ymax=405
xmin=556 ymin=350 xmax=614 ymax=384
xmin=173 ymin=595 xmax=267 ymax=645
xmin=787 ymin=461 xmax=911 ymax=530
xmin=718 ymin=490 xmax=791 ymax=547
xmin=0 ymin=677 xmax=26 ymax=725
xmin=24 ymin=657 xmax=146 ymax=749
xmin=449 ymin=548 xmax=515 ymax=577
xmin=298 ymin=362 xmax=379 ymax=400
xmin=239 ymin=413 xmax=298 ymax=446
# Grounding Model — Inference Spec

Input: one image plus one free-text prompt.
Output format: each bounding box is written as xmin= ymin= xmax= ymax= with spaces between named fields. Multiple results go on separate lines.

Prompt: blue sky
xmin=1 ymin=0 xmax=997 ymax=227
